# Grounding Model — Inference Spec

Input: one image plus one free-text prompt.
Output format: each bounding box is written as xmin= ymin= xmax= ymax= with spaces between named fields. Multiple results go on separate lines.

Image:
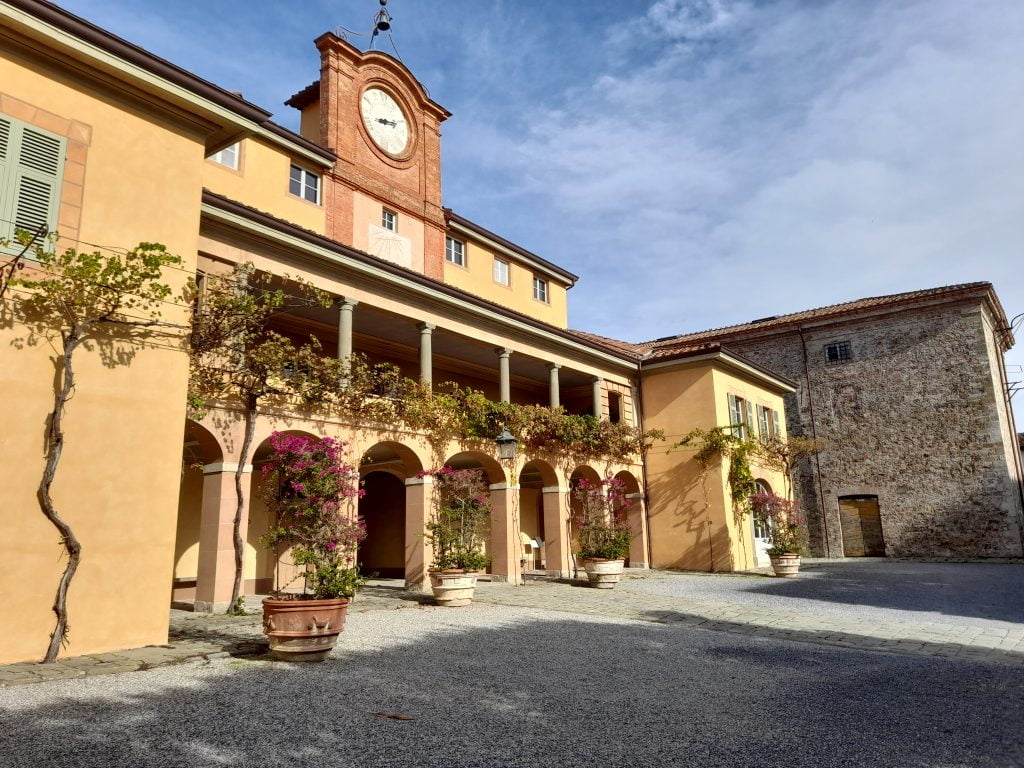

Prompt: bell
xmin=374 ymin=9 xmax=391 ymax=32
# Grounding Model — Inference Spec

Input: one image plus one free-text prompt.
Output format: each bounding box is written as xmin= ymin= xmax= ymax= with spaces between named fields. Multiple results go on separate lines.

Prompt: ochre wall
xmin=351 ymin=189 xmax=425 ymax=272
xmin=443 ymin=238 xmax=569 ymax=328
xmin=201 ymin=138 xmax=326 ymax=234
xmin=642 ymin=361 xmax=790 ymax=572
xmin=0 ymin=48 xmax=200 ymax=663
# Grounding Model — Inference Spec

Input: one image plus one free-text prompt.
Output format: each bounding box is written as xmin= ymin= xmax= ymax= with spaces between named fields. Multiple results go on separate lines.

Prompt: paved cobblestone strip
xmin=472 ymin=580 xmax=1024 ymax=668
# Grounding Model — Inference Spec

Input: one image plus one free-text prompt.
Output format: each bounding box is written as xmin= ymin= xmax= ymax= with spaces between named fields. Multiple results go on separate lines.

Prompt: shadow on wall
xmin=743 ymin=560 xmax=1024 ymax=624
xmin=2 ymin=614 xmax=1023 ymax=766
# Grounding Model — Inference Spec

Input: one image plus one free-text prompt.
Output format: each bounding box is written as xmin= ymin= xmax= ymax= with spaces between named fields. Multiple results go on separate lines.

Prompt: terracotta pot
xmin=582 ymin=558 xmax=625 ymax=589
xmin=430 ymin=571 xmax=478 ymax=607
xmin=262 ymin=596 xmax=350 ymax=662
xmin=769 ymin=554 xmax=801 ymax=578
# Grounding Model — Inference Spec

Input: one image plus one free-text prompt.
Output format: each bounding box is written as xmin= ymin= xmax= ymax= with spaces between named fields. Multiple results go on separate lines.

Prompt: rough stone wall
xmin=721 ymin=299 xmax=1024 ymax=558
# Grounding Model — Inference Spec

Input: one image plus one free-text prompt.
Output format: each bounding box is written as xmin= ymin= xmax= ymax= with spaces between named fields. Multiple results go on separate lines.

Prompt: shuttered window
xmin=0 ymin=115 xmax=66 ymax=255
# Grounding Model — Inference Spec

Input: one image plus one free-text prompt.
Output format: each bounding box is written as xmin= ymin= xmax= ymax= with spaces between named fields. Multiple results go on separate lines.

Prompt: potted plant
xmin=422 ymin=466 xmax=492 ymax=606
xmin=749 ymin=490 xmax=807 ymax=577
xmin=573 ymin=475 xmax=633 ymax=588
xmin=259 ymin=432 xmax=367 ymax=660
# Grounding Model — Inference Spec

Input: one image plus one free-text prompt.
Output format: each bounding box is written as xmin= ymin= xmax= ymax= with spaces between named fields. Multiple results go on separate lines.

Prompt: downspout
xmin=637 ymin=356 xmax=656 ymax=570
xmin=797 ymin=326 xmax=833 ymax=557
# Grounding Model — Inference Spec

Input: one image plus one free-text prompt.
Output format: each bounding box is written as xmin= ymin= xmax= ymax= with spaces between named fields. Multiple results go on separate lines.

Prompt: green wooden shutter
xmin=0 ymin=116 xmax=12 ymax=244
xmin=11 ymin=124 xmax=65 ymax=239
xmin=773 ymin=409 xmax=781 ymax=439
xmin=727 ymin=393 xmax=740 ymax=437
xmin=745 ymin=400 xmax=756 ymax=439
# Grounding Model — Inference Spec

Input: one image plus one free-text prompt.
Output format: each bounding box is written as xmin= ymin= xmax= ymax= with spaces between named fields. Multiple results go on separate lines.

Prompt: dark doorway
xmin=839 ymin=495 xmax=886 ymax=556
xmin=358 ymin=471 xmax=406 ymax=578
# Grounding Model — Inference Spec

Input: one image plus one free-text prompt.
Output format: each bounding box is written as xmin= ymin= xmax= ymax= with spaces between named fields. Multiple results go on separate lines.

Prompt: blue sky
xmin=61 ymin=0 xmax=1024 ymax=421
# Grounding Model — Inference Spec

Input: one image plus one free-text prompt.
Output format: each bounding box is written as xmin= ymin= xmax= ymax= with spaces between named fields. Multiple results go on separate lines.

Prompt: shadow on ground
xmin=2 ymin=613 xmax=1022 ymax=767
xmin=738 ymin=561 xmax=1024 ymax=624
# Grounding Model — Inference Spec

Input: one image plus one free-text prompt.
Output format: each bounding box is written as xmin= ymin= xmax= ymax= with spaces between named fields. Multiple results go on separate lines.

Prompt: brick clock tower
xmin=287 ymin=33 xmax=451 ymax=280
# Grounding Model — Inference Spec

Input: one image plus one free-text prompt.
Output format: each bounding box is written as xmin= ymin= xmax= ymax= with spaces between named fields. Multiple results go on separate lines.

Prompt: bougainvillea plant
xmin=749 ymin=491 xmax=807 ymax=556
xmin=421 ymin=466 xmax=492 ymax=572
xmin=259 ymin=432 xmax=367 ymax=599
xmin=573 ymin=475 xmax=633 ymax=561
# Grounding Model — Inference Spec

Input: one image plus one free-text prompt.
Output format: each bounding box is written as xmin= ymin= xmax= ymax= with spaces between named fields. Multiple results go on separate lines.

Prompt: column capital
xmin=592 ymin=376 xmax=602 ymax=384
xmin=417 ymin=321 xmax=436 ymax=332
xmin=334 ymin=296 xmax=359 ymax=310
xmin=547 ymin=362 xmax=562 ymax=371
xmin=203 ymin=462 xmax=252 ymax=474
xmin=495 ymin=347 xmax=513 ymax=358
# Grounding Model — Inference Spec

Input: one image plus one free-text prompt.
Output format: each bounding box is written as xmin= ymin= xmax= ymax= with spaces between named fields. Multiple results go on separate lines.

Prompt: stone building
xmin=644 ymin=283 xmax=1024 ymax=559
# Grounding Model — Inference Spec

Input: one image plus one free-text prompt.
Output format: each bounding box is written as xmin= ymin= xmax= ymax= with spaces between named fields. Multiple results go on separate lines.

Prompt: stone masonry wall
xmin=721 ymin=299 xmax=1024 ymax=558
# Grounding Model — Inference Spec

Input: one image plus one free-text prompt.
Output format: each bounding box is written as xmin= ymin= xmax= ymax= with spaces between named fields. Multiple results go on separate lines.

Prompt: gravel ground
xmin=0 ymin=601 xmax=1021 ymax=768
xmin=626 ymin=560 xmax=1024 ymax=629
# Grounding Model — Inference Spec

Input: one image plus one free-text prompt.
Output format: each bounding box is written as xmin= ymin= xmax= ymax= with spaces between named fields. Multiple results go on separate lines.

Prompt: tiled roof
xmin=644 ymin=282 xmax=999 ymax=359
xmin=564 ymin=329 xmax=646 ymax=359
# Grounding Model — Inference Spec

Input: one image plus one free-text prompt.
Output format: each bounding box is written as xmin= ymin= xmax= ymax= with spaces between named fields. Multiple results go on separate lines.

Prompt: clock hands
xmin=376 ymin=117 xmax=398 ymax=127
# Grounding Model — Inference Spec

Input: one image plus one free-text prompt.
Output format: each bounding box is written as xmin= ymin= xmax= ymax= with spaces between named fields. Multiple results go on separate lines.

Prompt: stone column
xmin=417 ymin=322 xmax=435 ymax=389
xmin=542 ymin=486 xmax=572 ymax=577
xmin=404 ymin=475 xmax=433 ymax=591
xmin=336 ymin=297 xmax=358 ymax=371
xmin=548 ymin=363 xmax=561 ymax=409
xmin=195 ymin=462 xmax=251 ymax=612
xmin=592 ymin=377 xmax=603 ymax=419
xmin=489 ymin=482 xmax=521 ymax=583
xmin=626 ymin=492 xmax=649 ymax=568
xmin=496 ymin=348 xmax=512 ymax=403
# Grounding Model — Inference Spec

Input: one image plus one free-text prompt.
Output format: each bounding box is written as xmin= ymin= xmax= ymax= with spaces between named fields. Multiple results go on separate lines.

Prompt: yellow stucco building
xmin=0 ymin=0 xmax=794 ymax=664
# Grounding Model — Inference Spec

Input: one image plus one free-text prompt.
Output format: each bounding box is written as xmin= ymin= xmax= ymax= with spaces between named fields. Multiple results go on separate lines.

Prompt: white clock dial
xmin=360 ymin=87 xmax=410 ymax=155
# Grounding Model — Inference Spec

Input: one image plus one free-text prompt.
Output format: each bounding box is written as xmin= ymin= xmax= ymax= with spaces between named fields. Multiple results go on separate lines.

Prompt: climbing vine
xmin=675 ymin=427 xmax=763 ymax=515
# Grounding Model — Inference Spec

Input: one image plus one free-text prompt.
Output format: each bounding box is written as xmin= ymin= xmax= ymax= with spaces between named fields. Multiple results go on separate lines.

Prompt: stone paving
xmin=2 ymin=567 xmax=1022 ymax=687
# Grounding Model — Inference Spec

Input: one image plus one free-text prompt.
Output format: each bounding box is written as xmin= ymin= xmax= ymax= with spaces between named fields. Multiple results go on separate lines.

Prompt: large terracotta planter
xmin=430 ymin=570 xmax=478 ymax=607
xmin=582 ymin=558 xmax=625 ymax=589
xmin=769 ymin=554 xmax=801 ymax=578
xmin=262 ymin=596 xmax=350 ymax=662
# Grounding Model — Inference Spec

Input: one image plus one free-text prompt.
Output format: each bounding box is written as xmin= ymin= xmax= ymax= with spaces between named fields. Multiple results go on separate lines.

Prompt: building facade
xmin=646 ymin=285 xmax=1024 ymax=559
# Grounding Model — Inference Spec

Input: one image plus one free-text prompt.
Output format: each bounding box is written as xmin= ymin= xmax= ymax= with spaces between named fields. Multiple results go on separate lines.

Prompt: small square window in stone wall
xmin=825 ymin=341 xmax=852 ymax=365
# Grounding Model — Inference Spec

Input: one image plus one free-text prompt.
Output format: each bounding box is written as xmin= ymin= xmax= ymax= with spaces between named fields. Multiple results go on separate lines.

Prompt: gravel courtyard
xmin=1 ymin=563 xmax=1022 ymax=768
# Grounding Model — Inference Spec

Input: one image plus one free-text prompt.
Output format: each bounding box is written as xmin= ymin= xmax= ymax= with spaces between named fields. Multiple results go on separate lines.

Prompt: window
xmin=445 ymin=236 xmax=464 ymax=266
xmin=727 ymin=393 xmax=753 ymax=439
xmin=825 ymin=341 xmax=852 ymax=365
xmin=209 ymin=142 xmax=239 ymax=170
xmin=382 ymin=207 xmax=397 ymax=232
xmin=0 ymin=115 xmax=66 ymax=254
xmin=608 ymin=392 xmax=622 ymax=424
xmin=756 ymin=404 xmax=781 ymax=441
xmin=533 ymin=276 xmax=549 ymax=303
xmin=289 ymin=164 xmax=320 ymax=204
xmin=493 ymin=257 xmax=509 ymax=286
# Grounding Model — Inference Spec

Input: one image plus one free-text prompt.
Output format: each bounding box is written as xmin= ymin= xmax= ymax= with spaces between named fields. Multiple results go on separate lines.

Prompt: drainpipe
xmin=797 ymin=326 xmax=833 ymax=557
xmin=637 ymin=356 xmax=656 ymax=570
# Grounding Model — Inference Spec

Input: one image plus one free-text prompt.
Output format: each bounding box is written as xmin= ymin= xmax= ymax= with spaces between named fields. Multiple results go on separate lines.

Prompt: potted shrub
xmin=259 ymin=432 xmax=367 ymax=660
xmin=574 ymin=475 xmax=633 ymax=588
xmin=750 ymin=490 xmax=807 ymax=577
xmin=422 ymin=467 xmax=492 ymax=606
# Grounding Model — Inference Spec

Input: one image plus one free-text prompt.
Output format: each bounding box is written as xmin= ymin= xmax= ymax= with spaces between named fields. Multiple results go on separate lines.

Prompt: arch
xmin=173 ymin=419 xmax=225 ymax=602
xmin=443 ymin=450 xmax=506 ymax=485
xmin=755 ymin=479 xmax=772 ymax=495
xmin=614 ymin=470 xmax=646 ymax=568
xmin=518 ymin=460 xmax=558 ymax=572
xmin=360 ymin=440 xmax=425 ymax=480
xmin=359 ymin=471 xmax=407 ymax=578
xmin=569 ymin=465 xmax=602 ymax=486
xmin=249 ymin=429 xmax=322 ymax=594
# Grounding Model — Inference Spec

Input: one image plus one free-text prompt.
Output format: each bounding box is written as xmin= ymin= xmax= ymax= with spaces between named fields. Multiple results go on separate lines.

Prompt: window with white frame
xmin=532 ymin=276 xmax=549 ymax=303
xmin=209 ymin=142 xmax=239 ymax=170
xmin=0 ymin=114 xmax=66 ymax=255
xmin=289 ymin=164 xmax=320 ymax=204
xmin=382 ymin=207 xmax=397 ymax=232
xmin=756 ymin=404 xmax=781 ymax=441
xmin=493 ymin=257 xmax=509 ymax=285
xmin=445 ymin=236 xmax=465 ymax=266
xmin=727 ymin=393 xmax=754 ymax=439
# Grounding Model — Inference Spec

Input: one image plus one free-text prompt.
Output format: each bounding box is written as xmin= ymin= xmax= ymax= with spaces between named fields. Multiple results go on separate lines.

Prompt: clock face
xmin=361 ymin=87 xmax=410 ymax=156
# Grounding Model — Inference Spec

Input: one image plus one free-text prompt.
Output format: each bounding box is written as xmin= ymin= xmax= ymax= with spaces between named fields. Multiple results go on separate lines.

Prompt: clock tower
xmin=287 ymin=33 xmax=451 ymax=279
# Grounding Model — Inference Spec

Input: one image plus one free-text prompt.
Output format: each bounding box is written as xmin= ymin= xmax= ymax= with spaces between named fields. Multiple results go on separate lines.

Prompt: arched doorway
xmin=569 ymin=465 xmax=602 ymax=569
xmin=359 ymin=442 xmax=424 ymax=581
xmin=519 ymin=460 xmax=558 ymax=572
xmin=443 ymin=450 xmax=507 ymax=578
xmin=751 ymin=479 xmax=773 ymax=566
xmin=614 ymin=470 xmax=645 ymax=568
xmin=173 ymin=420 xmax=223 ymax=603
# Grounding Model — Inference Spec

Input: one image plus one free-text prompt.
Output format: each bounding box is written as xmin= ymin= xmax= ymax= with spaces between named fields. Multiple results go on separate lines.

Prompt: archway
xmin=173 ymin=420 xmax=223 ymax=603
xmin=359 ymin=442 xmax=425 ymax=580
xmin=249 ymin=430 xmax=320 ymax=594
xmin=751 ymin=479 xmax=773 ymax=566
xmin=568 ymin=465 xmax=603 ymax=568
xmin=519 ymin=460 xmax=558 ymax=572
xmin=443 ymin=451 xmax=508 ymax=578
xmin=614 ymin=470 xmax=645 ymax=568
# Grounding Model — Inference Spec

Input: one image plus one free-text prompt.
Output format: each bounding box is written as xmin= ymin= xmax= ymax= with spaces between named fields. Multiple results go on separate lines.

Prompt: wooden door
xmin=839 ymin=496 xmax=885 ymax=556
